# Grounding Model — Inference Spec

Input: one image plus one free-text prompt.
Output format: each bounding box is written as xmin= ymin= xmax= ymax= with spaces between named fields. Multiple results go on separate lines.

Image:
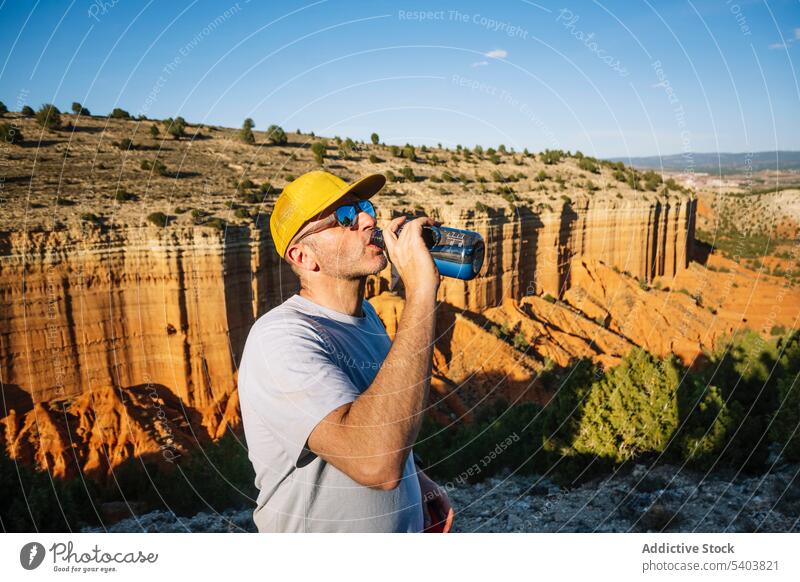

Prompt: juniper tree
xmin=35 ymin=104 xmax=62 ymax=130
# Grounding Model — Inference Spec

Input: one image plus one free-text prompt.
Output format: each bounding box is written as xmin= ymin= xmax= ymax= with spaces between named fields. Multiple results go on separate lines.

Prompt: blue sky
xmin=1 ymin=0 xmax=798 ymax=157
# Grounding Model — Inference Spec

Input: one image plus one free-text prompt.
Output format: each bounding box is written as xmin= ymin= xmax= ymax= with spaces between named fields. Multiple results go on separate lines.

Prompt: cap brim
xmin=342 ymin=173 xmax=386 ymax=200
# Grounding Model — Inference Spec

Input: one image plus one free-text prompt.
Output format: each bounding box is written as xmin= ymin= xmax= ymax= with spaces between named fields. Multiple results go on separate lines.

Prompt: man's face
xmin=293 ymin=193 xmax=387 ymax=279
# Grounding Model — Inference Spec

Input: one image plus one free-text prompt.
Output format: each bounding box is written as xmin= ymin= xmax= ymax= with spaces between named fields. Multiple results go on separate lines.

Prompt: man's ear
xmin=286 ymin=242 xmax=320 ymax=275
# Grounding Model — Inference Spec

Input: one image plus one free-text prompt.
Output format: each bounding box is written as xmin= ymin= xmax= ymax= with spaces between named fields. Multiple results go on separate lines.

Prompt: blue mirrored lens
xmin=358 ymin=200 xmax=376 ymax=218
xmin=334 ymin=200 xmax=375 ymax=228
xmin=335 ymin=205 xmax=357 ymax=227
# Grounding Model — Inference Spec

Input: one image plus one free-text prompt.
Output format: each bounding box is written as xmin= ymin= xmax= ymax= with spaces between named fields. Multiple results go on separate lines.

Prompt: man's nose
xmin=357 ymin=209 xmax=377 ymax=229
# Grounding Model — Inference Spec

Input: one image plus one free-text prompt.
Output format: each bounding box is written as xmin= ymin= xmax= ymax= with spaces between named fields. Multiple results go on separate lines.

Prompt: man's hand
xmin=417 ymin=468 xmax=452 ymax=531
xmin=381 ymin=215 xmax=440 ymax=300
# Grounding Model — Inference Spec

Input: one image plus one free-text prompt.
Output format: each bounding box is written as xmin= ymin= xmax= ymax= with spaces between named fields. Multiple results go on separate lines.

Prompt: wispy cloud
xmin=471 ymin=60 xmax=489 ymax=68
xmin=485 ymin=48 xmax=508 ymax=59
xmin=769 ymin=28 xmax=799 ymax=49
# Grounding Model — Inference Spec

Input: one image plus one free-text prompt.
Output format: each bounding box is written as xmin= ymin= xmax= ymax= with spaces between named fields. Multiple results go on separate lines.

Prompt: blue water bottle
xmin=370 ymin=219 xmax=485 ymax=280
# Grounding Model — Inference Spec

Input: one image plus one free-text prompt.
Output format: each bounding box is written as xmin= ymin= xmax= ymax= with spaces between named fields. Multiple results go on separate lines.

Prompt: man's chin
xmin=366 ymin=254 xmax=388 ymax=275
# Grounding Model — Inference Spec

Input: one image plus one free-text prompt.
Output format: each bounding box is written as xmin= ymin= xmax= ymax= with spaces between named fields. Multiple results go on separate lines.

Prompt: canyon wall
xmin=386 ymin=194 xmax=696 ymax=310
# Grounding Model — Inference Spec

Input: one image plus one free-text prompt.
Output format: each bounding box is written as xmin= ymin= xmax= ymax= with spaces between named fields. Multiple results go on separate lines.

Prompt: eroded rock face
xmin=0 ymin=224 xmax=285 ymax=477
xmin=370 ymin=195 xmax=697 ymax=311
xmin=0 ymin=193 xmax=712 ymax=478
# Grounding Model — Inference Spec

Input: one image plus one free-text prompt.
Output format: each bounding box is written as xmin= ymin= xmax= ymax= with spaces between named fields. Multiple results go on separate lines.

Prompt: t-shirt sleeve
xmin=246 ymin=319 xmax=361 ymax=467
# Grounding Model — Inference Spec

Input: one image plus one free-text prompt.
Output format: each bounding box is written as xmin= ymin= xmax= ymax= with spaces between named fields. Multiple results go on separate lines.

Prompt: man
xmin=238 ymin=169 xmax=452 ymax=532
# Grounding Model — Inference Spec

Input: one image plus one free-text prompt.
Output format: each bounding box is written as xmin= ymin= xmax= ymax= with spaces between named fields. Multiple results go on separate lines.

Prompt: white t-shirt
xmin=238 ymin=293 xmax=424 ymax=532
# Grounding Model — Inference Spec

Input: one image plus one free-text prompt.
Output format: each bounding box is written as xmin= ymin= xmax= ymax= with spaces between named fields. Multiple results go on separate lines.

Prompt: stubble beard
xmin=323 ymin=242 xmax=388 ymax=280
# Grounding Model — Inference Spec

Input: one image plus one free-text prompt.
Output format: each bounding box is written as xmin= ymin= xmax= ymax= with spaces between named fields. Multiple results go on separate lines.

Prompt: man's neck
xmin=299 ymin=277 xmax=367 ymax=317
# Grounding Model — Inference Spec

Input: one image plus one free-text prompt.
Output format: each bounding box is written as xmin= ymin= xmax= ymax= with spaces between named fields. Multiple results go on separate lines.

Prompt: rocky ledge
xmin=84 ymin=460 xmax=799 ymax=533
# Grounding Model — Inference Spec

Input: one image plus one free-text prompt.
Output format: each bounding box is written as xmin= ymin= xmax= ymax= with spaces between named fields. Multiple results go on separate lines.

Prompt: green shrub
xmin=682 ymin=329 xmax=785 ymax=470
xmin=643 ymin=170 xmax=662 ymax=191
xmin=0 ymin=122 xmax=23 ymax=144
xmin=114 ymin=138 xmax=134 ymax=150
xmin=401 ymin=144 xmax=416 ymax=161
xmin=400 ymin=166 xmax=415 ymax=181
xmin=415 ymin=400 xmax=544 ymax=484
xmin=0 ymin=446 xmax=98 ymax=531
xmin=205 ymin=217 xmax=226 ymax=231
xmin=146 ymin=212 xmax=170 ymax=227
xmin=80 ymin=212 xmax=100 ymax=223
xmin=110 ymin=107 xmax=131 ymax=119
xmin=116 ymin=432 xmax=253 ymax=516
xmin=368 ymin=154 xmax=381 ymax=163
xmin=578 ymin=157 xmax=599 ymax=173
xmin=571 ymin=349 xmax=681 ymax=462
xmin=114 ymin=191 xmax=137 ymax=202
xmin=191 ymin=209 xmax=209 ymax=223
xmin=311 ymin=141 xmax=326 ymax=164
xmin=71 ymin=102 xmax=90 ymax=116
xmin=149 ymin=124 xmax=160 ymax=138
xmin=770 ymin=325 xmax=787 ymax=336
xmin=475 ymin=201 xmax=488 ymax=212
xmin=35 ymin=103 xmax=62 ymax=130
xmin=541 ymin=149 xmax=564 ymax=165
xmin=236 ymin=178 xmax=255 ymax=191
xmin=370 ymin=132 xmax=380 ymax=145
xmin=140 ymin=159 xmax=168 ymax=176
xmin=770 ymin=334 xmax=800 ymax=460
xmin=239 ymin=118 xmax=255 ymax=144
xmin=21 ymin=105 xmax=35 ymax=117
xmin=163 ymin=116 xmax=187 ymax=139
xmin=676 ymin=382 xmax=740 ymax=468
xmin=0 ymin=101 xmax=7 ymax=116
xmin=266 ymin=124 xmax=287 ymax=145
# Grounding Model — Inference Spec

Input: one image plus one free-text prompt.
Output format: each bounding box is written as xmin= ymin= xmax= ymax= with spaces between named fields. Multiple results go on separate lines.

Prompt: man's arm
xmin=307 ymin=216 xmax=439 ymax=490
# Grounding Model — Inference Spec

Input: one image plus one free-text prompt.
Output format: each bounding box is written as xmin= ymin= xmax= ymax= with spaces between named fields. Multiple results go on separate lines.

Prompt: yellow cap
xmin=270 ymin=170 xmax=386 ymax=258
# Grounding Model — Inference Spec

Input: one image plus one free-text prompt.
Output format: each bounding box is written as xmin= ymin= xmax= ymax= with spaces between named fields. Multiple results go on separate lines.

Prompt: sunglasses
xmin=333 ymin=199 xmax=376 ymax=228
xmin=292 ymin=199 xmax=377 ymax=244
